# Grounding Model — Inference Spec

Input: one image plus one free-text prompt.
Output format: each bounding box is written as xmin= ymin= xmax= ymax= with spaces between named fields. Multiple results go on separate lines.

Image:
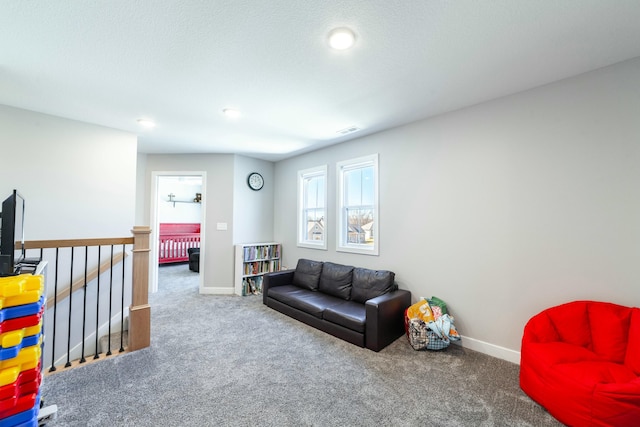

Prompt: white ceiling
xmin=2 ymin=1 xmax=640 ymax=161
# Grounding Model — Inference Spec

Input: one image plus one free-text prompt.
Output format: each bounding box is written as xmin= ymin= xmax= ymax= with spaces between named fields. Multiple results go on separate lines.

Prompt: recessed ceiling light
xmin=328 ymin=28 xmax=356 ymax=50
xmin=137 ymin=119 xmax=156 ymax=128
xmin=222 ymin=108 xmax=241 ymax=119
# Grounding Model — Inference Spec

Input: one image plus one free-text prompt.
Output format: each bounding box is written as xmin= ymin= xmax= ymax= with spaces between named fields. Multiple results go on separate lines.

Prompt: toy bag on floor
xmin=404 ymin=297 xmax=460 ymax=351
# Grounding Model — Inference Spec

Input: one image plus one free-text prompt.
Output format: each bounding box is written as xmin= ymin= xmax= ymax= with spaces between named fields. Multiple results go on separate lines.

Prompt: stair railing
xmin=19 ymin=226 xmax=151 ymax=372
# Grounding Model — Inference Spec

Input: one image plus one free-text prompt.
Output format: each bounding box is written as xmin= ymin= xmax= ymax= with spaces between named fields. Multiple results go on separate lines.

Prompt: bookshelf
xmin=234 ymin=242 xmax=282 ymax=296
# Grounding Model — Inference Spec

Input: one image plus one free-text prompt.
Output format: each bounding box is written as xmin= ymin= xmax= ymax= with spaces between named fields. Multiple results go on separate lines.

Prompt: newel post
xmin=129 ymin=226 xmax=151 ymax=351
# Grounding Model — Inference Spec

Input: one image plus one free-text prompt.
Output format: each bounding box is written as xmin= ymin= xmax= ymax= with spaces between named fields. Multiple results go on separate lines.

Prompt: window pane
xmin=345 ymin=207 xmax=373 ymax=245
xmin=361 ymin=167 xmax=374 ymax=205
xmin=337 ymin=154 xmax=378 ymax=255
xmin=304 ymin=175 xmax=324 ymax=209
xmin=298 ymin=165 xmax=327 ymax=250
xmin=345 ymin=166 xmax=373 ymax=206
xmin=305 ymin=208 xmax=324 ymax=241
xmin=344 ymin=169 xmax=360 ymax=206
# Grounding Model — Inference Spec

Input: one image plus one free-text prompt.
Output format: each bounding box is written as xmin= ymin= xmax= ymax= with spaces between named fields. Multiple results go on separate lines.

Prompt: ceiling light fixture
xmin=328 ymin=27 xmax=356 ymax=50
xmin=137 ymin=118 xmax=156 ymax=128
xmin=222 ymin=108 xmax=241 ymax=119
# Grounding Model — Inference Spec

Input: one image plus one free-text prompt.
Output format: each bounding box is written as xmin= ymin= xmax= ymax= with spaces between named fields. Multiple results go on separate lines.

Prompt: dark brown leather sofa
xmin=262 ymin=259 xmax=411 ymax=351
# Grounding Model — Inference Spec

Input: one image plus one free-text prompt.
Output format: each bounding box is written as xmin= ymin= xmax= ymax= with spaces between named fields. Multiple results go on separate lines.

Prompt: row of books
xmin=243 ymin=260 xmax=281 ymax=276
xmin=242 ymin=276 xmax=263 ymax=296
xmin=242 ymin=244 xmax=281 ymax=262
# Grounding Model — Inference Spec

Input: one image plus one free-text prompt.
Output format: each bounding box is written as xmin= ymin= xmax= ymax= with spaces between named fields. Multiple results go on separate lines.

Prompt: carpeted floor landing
xmin=40 ymin=264 xmax=562 ymax=426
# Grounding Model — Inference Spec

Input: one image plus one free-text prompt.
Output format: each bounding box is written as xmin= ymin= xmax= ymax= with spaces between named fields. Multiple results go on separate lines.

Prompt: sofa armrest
xmin=365 ymin=289 xmax=411 ymax=352
xmin=262 ymin=269 xmax=295 ymax=305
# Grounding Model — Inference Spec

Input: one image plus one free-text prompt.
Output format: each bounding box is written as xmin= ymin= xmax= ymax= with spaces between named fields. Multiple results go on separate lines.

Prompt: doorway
xmin=150 ymin=172 xmax=206 ymax=294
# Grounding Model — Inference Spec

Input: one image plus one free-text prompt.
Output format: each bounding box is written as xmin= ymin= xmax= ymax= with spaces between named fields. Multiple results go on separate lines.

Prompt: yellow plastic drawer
xmin=0 ymin=345 xmax=41 ymax=387
xmin=0 ymin=275 xmax=44 ymax=309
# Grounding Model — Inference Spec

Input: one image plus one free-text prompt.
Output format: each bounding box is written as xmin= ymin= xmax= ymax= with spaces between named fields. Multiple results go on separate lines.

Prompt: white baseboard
xmin=199 ymin=286 xmax=235 ymax=295
xmin=457 ymin=335 xmax=521 ymax=365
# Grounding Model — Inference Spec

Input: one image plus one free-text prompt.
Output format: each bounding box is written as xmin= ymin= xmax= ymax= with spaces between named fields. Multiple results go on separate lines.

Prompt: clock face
xmin=247 ymin=172 xmax=264 ymax=191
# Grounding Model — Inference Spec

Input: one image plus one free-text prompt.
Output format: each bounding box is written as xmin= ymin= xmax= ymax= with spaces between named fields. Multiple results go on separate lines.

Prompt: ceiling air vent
xmin=336 ymin=126 xmax=361 ymax=135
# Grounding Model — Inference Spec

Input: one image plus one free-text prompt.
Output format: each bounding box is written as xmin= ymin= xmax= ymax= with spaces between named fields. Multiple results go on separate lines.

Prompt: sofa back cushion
xmin=625 ymin=309 xmax=640 ymax=374
xmin=351 ymin=268 xmax=396 ymax=303
xmin=544 ymin=301 xmax=593 ymax=349
xmin=522 ymin=310 xmax=561 ymax=344
xmin=588 ymin=302 xmax=633 ymax=363
xmin=318 ymin=262 xmax=354 ymax=300
xmin=292 ymin=259 xmax=323 ymax=291
xmin=525 ymin=301 xmax=637 ymax=364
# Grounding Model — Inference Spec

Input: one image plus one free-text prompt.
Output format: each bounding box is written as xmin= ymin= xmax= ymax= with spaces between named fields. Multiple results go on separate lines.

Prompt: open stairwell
xmin=19 ymin=227 xmax=151 ymax=374
xmin=98 ymin=330 xmax=129 ymax=355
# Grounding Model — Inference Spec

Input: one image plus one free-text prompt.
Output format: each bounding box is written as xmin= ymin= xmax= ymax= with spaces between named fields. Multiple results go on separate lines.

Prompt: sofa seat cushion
xmin=318 ymin=262 xmax=354 ymax=300
xmin=267 ymin=285 xmax=341 ymax=319
xmin=323 ymin=301 xmax=366 ymax=333
xmin=556 ymin=361 xmax=637 ymax=386
xmin=525 ymin=342 xmax=604 ymax=367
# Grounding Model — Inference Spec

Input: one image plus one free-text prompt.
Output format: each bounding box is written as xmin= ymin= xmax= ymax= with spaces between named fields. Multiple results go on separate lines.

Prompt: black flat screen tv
xmin=0 ymin=189 xmax=26 ymax=276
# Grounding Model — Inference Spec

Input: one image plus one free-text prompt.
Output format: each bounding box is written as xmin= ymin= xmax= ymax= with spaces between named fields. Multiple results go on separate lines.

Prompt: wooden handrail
xmin=20 ymin=237 xmax=134 ymax=250
xmin=45 ymin=251 xmax=128 ymax=308
xmin=20 ymin=236 xmax=135 ymax=309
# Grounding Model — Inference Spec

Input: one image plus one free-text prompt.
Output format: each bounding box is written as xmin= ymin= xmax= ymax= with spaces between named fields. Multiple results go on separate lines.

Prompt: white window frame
xmin=297 ymin=165 xmax=328 ymax=250
xmin=337 ymin=154 xmax=379 ymax=255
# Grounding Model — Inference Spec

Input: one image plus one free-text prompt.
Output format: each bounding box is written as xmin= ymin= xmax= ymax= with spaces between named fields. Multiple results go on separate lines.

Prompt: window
xmin=297 ymin=165 xmax=327 ymax=250
xmin=337 ymin=154 xmax=378 ymax=255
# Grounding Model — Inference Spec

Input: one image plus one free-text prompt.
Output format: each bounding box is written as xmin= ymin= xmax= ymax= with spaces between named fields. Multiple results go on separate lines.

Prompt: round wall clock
xmin=247 ymin=172 xmax=264 ymax=191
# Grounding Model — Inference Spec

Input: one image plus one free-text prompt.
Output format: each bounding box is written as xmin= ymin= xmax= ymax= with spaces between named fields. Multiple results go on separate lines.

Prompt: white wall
xmin=135 ymin=154 xmax=147 ymax=226
xmin=0 ymin=105 xmax=138 ymax=367
xmin=233 ymin=156 xmax=275 ymax=244
xmin=157 ymin=177 xmax=202 ymax=223
xmin=0 ymin=105 xmax=137 ymax=239
xmin=274 ymin=57 xmax=640 ymax=362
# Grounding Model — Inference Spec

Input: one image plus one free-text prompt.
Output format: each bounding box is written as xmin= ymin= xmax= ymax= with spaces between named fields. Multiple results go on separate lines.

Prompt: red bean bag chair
xmin=520 ymin=301 xmax=640 ymax=426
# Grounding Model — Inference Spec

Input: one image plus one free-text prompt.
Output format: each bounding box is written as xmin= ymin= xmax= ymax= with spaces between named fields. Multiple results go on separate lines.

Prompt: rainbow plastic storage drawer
xmin=0 ymin=275 xmax=44 ymax=427
xmin=0 ymin=276 xmax=43 ymax=311
xmin=0 ymin=309 xmax=44 ymax=361
xmin=0 ymin=364 xmax=41 ymax=407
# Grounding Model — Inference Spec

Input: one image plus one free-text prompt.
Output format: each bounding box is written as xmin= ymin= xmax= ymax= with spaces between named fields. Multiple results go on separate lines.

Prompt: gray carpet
xmin=41 ymin=264 xmax=562 ymax=426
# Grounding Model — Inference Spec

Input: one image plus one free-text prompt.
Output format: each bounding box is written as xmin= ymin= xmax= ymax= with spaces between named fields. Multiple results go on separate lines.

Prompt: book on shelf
xmin=242 ymin=276 xmax=263 ymax=296
xmin=243 ymin=244 xmax=281 ymax=262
